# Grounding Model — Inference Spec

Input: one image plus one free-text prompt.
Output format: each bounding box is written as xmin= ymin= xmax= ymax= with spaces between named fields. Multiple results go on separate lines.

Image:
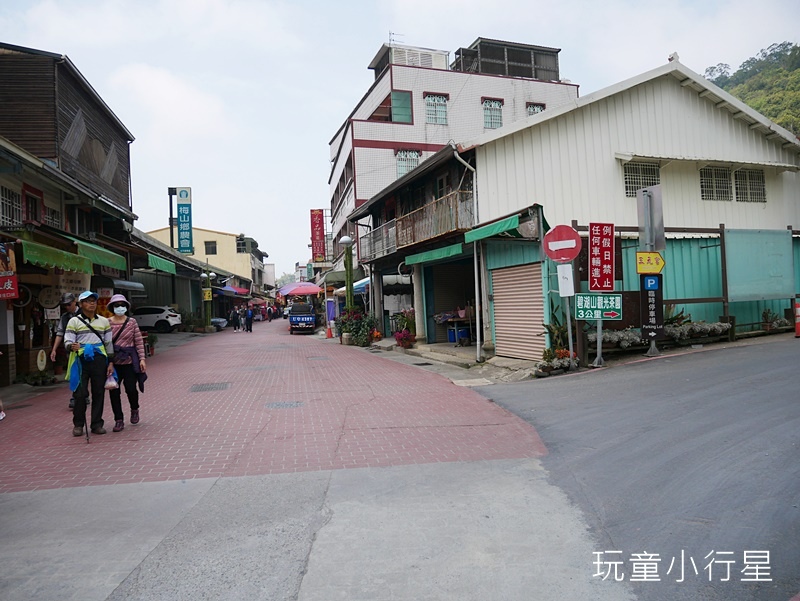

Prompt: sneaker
xmin=72 ymin=426 xmax=83 ymax=437
xmin=91 ymin=426 xmax=106 ymax=435
xmin=69 ymin=398 xmax=75 ymax=410
xmin=0 ymin=411 xmax=6 ymax=421
xmin=131 ymin=410 xmax=140 ymax=425
xmin=112 ymin=420 xmax=124 ymax=432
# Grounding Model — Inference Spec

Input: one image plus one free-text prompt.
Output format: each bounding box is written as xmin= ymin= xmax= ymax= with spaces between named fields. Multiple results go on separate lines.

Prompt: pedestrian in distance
xmin=245 ymin=305 xmax=254 ymax=332
xmin=229 ymin=306 xmax=241 ymax=332
xmin=106 ymin=294 xmax=146 ymax=432
xmin=50 ymin=292 xmax=79 ymax=410
xmin=64 ymin=291 xmax=114 ymax=437
xmin=266 ymin=304 xmax=273 ymax=322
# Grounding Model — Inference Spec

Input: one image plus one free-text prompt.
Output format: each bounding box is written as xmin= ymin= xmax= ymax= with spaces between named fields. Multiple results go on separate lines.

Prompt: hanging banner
xmin=588 ymin=222 xmax=615 ymax=291
xmin=310 ymin=209 xmax=326 ymax=262
xmin=176 ymin=187 xmax=193 ymax=254
xmin=0 ymin=243 xmax=19 ymax=300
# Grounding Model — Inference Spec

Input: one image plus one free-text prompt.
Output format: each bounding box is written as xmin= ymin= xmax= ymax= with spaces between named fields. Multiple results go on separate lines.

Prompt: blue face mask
xmin=113 ymin=306 xmax=128 ymax=316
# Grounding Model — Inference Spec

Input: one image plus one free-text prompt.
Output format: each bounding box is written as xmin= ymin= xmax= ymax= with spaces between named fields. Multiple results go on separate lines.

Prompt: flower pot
xmin=342 ymin=333 xmax=353 ymax=345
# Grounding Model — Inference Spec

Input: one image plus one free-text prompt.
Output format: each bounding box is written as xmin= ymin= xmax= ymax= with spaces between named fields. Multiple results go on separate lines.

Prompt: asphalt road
xmin=480 ymin=336 xmax=800 ymax=601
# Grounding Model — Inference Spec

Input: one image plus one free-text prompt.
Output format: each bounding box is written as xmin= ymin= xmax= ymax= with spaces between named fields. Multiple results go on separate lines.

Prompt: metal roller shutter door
xmin=492 ymin=263 xmax=544 ymax=361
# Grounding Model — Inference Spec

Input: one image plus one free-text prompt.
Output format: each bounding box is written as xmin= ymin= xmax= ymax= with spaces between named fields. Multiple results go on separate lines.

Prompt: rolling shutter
xmin=492 ymin=263 xmax=544 ymax=361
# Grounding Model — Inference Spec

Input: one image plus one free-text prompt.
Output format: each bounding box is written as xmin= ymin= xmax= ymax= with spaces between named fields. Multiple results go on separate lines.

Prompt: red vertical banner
xmin=588 ymin=222 xmax=615 ymax=291
xmin=310 ymin=209 xmax=326 ymax=262
xmin=0 ymin=243 xmax=19 ymax=300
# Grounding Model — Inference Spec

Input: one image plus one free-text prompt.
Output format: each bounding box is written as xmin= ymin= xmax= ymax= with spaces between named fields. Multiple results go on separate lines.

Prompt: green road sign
xmin=575 ymin=293 xmax=623 ymax=320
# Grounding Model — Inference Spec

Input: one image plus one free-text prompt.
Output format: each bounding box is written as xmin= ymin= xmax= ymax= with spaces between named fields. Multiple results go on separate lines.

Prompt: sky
xmin=2 ymin=0 xmax=798 ymax=277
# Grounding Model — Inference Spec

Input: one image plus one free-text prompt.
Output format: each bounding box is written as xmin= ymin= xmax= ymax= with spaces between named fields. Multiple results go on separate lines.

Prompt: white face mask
xmin=113 ymin=306 xmax=128 ymax=316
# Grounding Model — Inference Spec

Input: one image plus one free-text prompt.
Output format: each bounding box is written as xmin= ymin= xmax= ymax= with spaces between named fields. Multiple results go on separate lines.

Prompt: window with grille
xmin=205 ymin=240 xmax=217 ymax=255
xmin=483 ymin=99 xmax=503 ymax=129
xmin=700 ymin=167 xmax=732 ymax=201
xmin=397 ymin=150 xmax=421 ymax=178
xmin=623 ymin=162 xmax=660 ymax=197
xmin=734 ymin=169 xmax=766 ymax=203
xmin=43 ymin=205 xmax=62 ymax=228
xmin=0 ymin=186 xmax=22 ymax=226
xmin=526 ymin=102 xmax=546 ymax=116
xmin=236 ymin=236 xmax=247 ymax=253
xmin=425 ymin=95 xmax=448 ymax=125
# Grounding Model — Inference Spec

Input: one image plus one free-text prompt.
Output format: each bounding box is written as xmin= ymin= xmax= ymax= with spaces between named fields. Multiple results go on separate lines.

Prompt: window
xmin=0 ymin=186 xmax=22 ymax=226
xmin=236 ymin=236 xmax=247 ymax=253
xmin=391 ymin=91 xmax=412 ymax=123
xmin=734 ymin=169 xmax=766 ymax=203
xmin=526 ymin=102 xmax=546 ymax=116
xmin=700 ymin=167 xmax=732 ymax=201
xmin=397 ymin=150 xmax=421 ymax=178
xmin=24 ymin=193 xmax=41 ymax=222
xmin=436 ymin=173 xmax=451 ymax=198
xmin=43 ymin=205 xmax=62 ymax=228
xmin=368 ymin=91 xmax=412 ymax=123
xmin=623 ymin=162 xmax=661 ymax=197
xmin=425 ymin=94 xmax=448 ymax=125
xmin=204 ymin=240 xmax=217 ymax=255
xmin=483 ymin=99 xmax=503 ymax=129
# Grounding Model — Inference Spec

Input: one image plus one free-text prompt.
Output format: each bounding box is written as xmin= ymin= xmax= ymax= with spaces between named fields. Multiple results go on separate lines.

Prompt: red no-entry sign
xmin=543 ymin=225 xmax=582 ymax=263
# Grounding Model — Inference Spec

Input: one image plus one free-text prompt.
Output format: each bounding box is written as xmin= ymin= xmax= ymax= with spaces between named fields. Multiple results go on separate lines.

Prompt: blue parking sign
xmin=644 ymin=276 xmax=659 ymax=291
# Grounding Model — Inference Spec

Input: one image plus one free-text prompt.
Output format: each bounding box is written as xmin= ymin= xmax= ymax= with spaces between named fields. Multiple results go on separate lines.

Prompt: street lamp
xmin=201 ymin=264 xmax=217 ymax=327
xmin=340 ymin=235 xmax=354 ymax=309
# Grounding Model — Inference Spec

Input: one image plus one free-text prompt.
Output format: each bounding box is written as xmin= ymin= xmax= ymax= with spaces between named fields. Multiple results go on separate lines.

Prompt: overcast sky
xmin=2 ymin=0 xmax=798 ymax=276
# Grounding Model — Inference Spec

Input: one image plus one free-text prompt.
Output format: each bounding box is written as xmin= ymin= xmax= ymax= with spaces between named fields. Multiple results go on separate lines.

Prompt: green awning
xmin=21 ymin=240 xmax=93 ymax=274
xmin=66 ymin=236 xmax=126 ymax=271
xmin=464 ymin=215 xmax=520 ymax=243
xmin=147 ymin=253 xmax=176 ymax=274
xmin=405 ymin=243 xmax=465 ymax=266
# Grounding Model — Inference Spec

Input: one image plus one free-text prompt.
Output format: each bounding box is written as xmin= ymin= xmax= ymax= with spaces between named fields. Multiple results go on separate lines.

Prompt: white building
xmin=328 ymin=38 xmax=580 ymax=273
xmin=460 ymin=58 xmax=800 ymax=360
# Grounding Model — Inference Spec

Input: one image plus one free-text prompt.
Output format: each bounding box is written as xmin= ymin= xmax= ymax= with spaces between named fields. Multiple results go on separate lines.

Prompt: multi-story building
xmin=147 ymin=227 xmax=269 ymax=296
xmin=327 ymin=37 xmax=579 ymax=273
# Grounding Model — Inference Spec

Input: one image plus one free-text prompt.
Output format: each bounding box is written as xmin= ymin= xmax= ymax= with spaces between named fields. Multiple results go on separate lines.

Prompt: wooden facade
xmin=0 ymin=44 xmax=133 ymax=214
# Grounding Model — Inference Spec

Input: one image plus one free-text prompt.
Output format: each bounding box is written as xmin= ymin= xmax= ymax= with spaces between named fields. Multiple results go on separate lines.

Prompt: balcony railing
xmin=360 ymin=219 xmax=397 ymax=263
xmin=396 ymin=190 xmax=473 ymax=249
xmin=358 ymin=190 xmax=474 ymax=262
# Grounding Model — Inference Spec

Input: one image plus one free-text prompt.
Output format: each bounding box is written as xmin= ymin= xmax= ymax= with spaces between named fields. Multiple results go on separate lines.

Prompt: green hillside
xmin=704 ymin=42 xmax=800 ymax=136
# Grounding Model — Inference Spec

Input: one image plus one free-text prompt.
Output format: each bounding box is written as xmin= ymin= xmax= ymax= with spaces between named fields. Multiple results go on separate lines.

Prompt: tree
xmin=276 ymin=273 xmax=295 ymax=288
xmin=705 ymin=42 xmax=800 ymax=136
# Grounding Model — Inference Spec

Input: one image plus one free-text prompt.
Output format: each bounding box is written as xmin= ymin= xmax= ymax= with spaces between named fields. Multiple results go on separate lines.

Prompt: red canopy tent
xmin=279 ymin=282 xmax=322 ymax=296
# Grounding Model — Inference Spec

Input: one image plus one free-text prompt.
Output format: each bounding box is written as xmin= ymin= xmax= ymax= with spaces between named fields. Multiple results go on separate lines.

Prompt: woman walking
xmin=106 ymin=294 xmax=146 ymax=432
xmin=229 ymin=306 xmax=241 ymax=332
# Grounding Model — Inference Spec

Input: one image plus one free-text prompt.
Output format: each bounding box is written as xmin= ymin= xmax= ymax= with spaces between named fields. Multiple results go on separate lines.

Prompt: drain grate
xmin=266 ymin=401 xmax=304 ymax=409
xmin=190 ymin=382 xmax=231 ymax=392
xmin=413 ymin=362 xmax=433 ymax=366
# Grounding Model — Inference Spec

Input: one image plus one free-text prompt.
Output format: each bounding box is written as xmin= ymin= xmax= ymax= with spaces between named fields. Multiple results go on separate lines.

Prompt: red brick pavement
xmin=0 ymin=322 xmax=546 ymax=493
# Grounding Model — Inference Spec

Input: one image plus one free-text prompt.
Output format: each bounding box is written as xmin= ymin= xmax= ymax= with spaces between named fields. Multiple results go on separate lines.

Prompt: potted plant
xmin=146 ymin=332 xmax=158 ymax=356
xmin=761 ymin=308 xmax=778 ymax=331
xmin=394 ymin=329 xmax=416 ymax=349
xmin=535 ymin=347 xmax=578 ymax=377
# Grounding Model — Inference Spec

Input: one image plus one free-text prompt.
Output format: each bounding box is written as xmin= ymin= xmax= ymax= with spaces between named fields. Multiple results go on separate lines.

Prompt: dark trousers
xmin=72 ymin=356 xmax=108 ymax=430
xmin=109 ymin=363 xmax=139 ymax=421
xmin=245 ymin=318 xmax=253 ymax=332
